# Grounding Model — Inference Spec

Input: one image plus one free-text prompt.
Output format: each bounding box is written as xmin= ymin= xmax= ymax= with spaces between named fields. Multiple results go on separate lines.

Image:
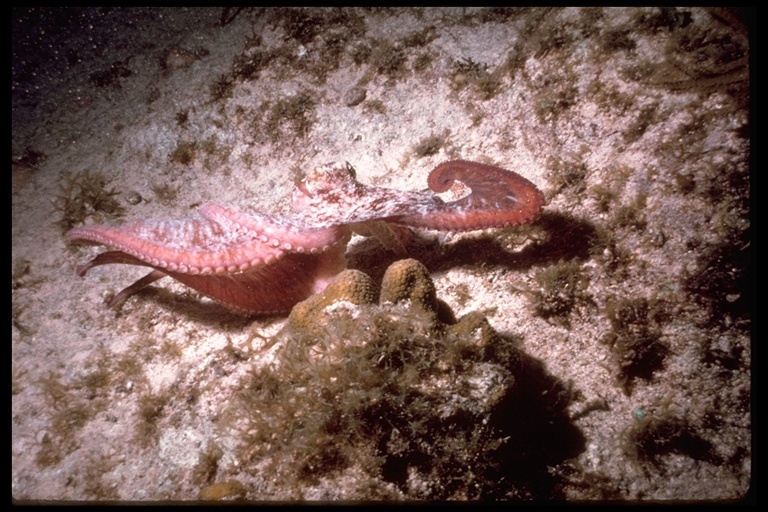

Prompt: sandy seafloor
xmin=12 ymin=7 xmax=752 ymax=502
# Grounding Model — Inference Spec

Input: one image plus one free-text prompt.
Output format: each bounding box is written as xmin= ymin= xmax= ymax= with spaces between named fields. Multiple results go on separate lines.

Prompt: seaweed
xmin=412 ymin=131 xmax=450 ymax=158
xmin=603 ymin=297 xmax=669 ymax=394
xmin=193 ymin=442 xmax=223 ymax=485
xmin=169 ymin=141 xmax=197 ymax=166
xmin=402 ymin=26 xmax=438 ymax=48
xmin=14 ymin=147 xmax=46 ymax=168
xmin=151 ymin=183 xmax=180 ymax=204
xmin=174 ymin=109 xmax=189 ymax=127
xmin=369 ymin=39 xmax=408 ymax=80
xmin=135 ymin=393 xmax=169 ymax=448
xmin=273 ymin=8 xmax=325 ymax=45
xmin=684 ymin=229 xmax=750 ymax=331
xmin=622 ymin=103 xmax=661 ymax=144
xmin=35 ymin=372 xmax=96 ymax=468
xmin=529 ymin=259 xmax=593 ymax=329
xmin=221 ymin=260 xmax=582 ymax=499
xmin=209 ymin=74 xmax=235 ymax=102
xmin=545 ymin=153 xmax=589 ymax=195
xmin=259 ymin=91 xmax=318 ymax=142
xmin=232 ymin=49 xmax=276 ymax=82
xmin=53 ymin=170 xmax=125 ymax=233
xmin=449 ymin=57 xmax=504 ymax=101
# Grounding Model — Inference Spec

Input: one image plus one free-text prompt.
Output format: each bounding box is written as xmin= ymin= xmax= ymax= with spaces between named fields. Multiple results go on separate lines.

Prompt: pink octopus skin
xmin=394 ymin=160 xmax=545 ymax=231
xmin=67 ymin=160 xmax=544 ymax=314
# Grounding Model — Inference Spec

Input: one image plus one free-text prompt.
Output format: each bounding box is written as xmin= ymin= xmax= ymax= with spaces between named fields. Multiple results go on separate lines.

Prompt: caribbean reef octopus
xmin=66 ymin=160 xmax=544 ymax=314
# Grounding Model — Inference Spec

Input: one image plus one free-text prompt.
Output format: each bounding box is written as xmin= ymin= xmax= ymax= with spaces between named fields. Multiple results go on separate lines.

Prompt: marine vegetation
xmin=221 ymin=259 xmax=583 ymax=500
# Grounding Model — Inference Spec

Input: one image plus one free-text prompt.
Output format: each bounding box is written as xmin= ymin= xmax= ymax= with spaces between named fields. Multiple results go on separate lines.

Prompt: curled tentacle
xmin=394 ymin=160 xmax=545 ymax=231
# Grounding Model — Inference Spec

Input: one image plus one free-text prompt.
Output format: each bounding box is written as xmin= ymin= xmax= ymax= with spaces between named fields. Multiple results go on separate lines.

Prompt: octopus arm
xmin=393 ymin=160 xmax=545 ymax=231
xmin=72 ymin=242 xmax=348 ymax=313
xmin=66 ymin=206 xmax=349 ymax=275
xmin=167 ymin=247 xmax=347 ymax=313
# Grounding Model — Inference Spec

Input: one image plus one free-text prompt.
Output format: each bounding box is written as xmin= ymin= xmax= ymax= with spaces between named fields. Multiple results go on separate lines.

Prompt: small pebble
xmin=344 ymin=86 xmax=367 ymax=107
xmin=125 ymin=191 xmax=143 ymax=205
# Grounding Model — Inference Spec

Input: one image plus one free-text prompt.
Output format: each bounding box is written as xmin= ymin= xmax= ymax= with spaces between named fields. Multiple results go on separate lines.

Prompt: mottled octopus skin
xmin=67 ymin=160 xmax=544 ymax=314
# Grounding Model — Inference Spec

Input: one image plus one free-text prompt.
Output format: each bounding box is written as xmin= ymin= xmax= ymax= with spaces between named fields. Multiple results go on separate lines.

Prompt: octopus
xmin=66 ymin=160 xmax=544 ymax=314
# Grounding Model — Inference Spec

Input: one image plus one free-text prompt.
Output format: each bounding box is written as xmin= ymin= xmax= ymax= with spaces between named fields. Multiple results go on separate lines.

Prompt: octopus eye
xmin=296 ymin=179 xmax=312 ymax=197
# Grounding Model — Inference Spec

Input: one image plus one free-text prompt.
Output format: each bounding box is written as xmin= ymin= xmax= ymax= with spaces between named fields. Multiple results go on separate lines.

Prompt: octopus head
xmin=291 ymin=161 xmax=359 ymax=210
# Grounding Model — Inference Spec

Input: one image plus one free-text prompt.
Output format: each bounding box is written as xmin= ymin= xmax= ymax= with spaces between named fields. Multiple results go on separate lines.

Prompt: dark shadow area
xmin=349 ymin=211 xmax=600 ymax=285
xmin=479 ymin=333 xmax=587 ymax=499
xmin=362 ymin=329 xmax=586 ymax=500
xmin=112 ymin=285 xmax=281 ymax=331
xmin=683 ymin=226 xmax=751 ymax=332
xmin=626 ymin=415 xmax=724 ymax=469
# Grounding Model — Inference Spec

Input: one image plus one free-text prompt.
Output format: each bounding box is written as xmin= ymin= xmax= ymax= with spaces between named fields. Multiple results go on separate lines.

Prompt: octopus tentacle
xmin=165 ymin=243 xmax=348 ymax=313
xmin=109 ymin=270 xmax=167 ymax=308
xmin=200 ymin=204 xmax=347 ymax=254
xmin=75 ymin=250 xmax=155 ymax=277
xmin=73 ymin=241 xmax=349 ymax=313
xmin=67 ymin=221 xmax=287 ymax=275
xmin=74 ymin=251 xmax=168 ymax=307
xmin=393 ymin=160 xmax=545 ymax=231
